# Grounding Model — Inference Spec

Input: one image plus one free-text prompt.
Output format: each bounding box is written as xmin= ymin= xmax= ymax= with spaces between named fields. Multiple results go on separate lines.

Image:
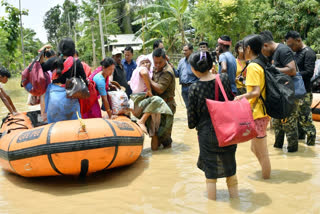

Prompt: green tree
xmin=0 ymin=28 xmax=9 ymax=68
xmin=44 ymin=0 xmax=79 ymax=48
xmin=257 ymin=0 xmax=320 ymax=52
xmin=21 ymin=28 xmax=43 ymax=63
xmin=133 ymin=0 xmax=190 ymax=52
xmin=77 ymin=0 xmax=120 ymax=66
xmin=191 ymin=0 xmax=254 ymax=49
xmin=43 ymin=5 xmax=61 ymax=47
xmin=0 ymin=0 xmax=28 ymax=70
xmin=60 ymin=0 xmax=79 ymax=38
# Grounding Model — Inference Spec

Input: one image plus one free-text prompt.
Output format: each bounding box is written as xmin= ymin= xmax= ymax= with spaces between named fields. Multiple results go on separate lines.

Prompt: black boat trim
xmin=46 ymin=123 xmax=64 ymax=175
xmin=312 ymin=107 xmax=320 ymax=115
xmin=7 ymin=132 xmax=20 ymax=173
xmin=0 ymin=135 xmax=143 ymax=161
xmin=103 ymin=119 xmax=118 ymax=169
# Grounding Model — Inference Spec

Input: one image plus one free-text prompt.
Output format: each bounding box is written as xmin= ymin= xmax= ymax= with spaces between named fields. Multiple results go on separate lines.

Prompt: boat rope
xmin=5 ymin=118 xmax=29 ymax=134
xmin=76 ymin=111 xmax=86 ymax=132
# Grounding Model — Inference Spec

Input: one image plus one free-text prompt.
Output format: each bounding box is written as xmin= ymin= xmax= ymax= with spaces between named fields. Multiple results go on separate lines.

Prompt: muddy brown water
xmin=0 ymin=78 xmax=319 ymax=213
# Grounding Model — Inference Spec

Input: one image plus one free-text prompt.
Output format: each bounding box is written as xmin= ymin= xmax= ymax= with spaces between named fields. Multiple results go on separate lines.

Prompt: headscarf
xmin=129 ymin=55 xmax=153 ymax=93
xmin=218 ymin=38 xmax=232 ymax=46
xmin=136 ymin=55 xmax=151 ymax=68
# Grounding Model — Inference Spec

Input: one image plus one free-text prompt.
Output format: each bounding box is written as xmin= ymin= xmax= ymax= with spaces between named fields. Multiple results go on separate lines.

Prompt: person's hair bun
xmin=188 ymin=51 xmax=213 ymax=73
xmin=197 ymin=58 xmax=209 ymax=73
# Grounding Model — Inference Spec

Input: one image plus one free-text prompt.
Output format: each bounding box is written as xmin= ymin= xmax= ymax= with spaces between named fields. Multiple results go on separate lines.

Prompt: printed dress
xmin=187 ymin=73 xmax=237 ymax=179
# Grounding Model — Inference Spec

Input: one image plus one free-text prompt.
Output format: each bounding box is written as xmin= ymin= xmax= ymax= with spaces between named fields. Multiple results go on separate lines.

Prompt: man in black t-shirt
xmin=285 ymin=31 xmax=316 ymax=146
xmin=260 ymin=30 xmax=299 ymax=152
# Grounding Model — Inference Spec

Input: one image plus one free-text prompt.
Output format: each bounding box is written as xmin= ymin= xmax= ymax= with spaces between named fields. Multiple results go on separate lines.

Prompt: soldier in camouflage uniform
xmin=260 ymin=30 xmax=299 ymax=152
xmin=296 ymin=94 xmax=316 ymax=145
xmin=272 ymin=100 xmax=299 ymax=151
xmin=285 ymin=31 xmax=316 ymax=146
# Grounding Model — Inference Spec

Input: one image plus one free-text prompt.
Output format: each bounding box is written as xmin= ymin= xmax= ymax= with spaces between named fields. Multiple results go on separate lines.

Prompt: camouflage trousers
xmin=159 ymin=100 xmax=176 ymax=147
xmin=297 ymin=93 xmax=316 ymax=145
xmin=272 ymin=100 xmax=299 ymax=152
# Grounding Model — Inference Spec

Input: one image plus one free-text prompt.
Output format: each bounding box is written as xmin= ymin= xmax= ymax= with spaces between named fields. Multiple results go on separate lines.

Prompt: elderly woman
xmin=129 ymin=55 xmax=173 ymax=150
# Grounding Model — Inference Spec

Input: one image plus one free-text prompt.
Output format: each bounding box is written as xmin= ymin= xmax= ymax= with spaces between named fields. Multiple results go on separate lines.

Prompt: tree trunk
xmin=179 ymin=18 xmax=185 ymax=45
xmin=122 ymin=2 xmax=133 ymax=34
xmin=91 ymin=19 xmax=96 ymax=68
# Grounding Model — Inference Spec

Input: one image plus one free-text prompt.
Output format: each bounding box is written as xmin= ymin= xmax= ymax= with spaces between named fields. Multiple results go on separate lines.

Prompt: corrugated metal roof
xmin=107 ymin=34 xmax=143 ymax=45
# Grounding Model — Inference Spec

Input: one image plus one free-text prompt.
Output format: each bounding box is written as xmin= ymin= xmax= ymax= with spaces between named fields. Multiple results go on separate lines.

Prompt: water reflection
xmin=4 ymin=156 xmax=149 ymax=196
xmin=250 ymin=169 xmax=312 ymax=183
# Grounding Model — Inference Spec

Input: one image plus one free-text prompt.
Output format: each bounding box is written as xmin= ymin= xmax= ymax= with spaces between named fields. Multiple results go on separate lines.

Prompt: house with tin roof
xmin=106 ymin=34 xmax=143 ymax=53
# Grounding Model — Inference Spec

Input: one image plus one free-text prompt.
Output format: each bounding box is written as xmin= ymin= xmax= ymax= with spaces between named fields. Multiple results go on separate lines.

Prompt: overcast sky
xmin=0 ymin=0 xmax=65 ymax=43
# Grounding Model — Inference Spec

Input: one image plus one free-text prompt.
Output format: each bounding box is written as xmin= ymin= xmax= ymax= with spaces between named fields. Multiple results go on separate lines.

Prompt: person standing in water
xmin=285 ymin=30 xmax=316 ymax=146
xmin=235 ymin=34 xmax=271 ymax=179
xmin=260 ymin=30 xmax=298 ymax=152
xmin=150 ymin=48 xmax=176 ymax=150
xmin=187 ymin=51 xmax=238 ymax=200
xmin=218 ymin=35 xmax=238 ymax=95
xmin=0 ymin=66 xmax=18 ymax=115
xmin=174 ymin=44 xmax=198 ymax=107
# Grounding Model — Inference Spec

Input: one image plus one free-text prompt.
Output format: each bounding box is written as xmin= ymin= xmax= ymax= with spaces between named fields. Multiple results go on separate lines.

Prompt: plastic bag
xmin=27 ymin=94 xmax=40 ymax=106
xmin=108 ymin=90 xmax=130 ymax=115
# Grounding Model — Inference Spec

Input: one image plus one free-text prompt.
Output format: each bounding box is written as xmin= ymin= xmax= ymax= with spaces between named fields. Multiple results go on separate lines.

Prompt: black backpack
xmin=252 ymin=56 xmax=295 ymax=119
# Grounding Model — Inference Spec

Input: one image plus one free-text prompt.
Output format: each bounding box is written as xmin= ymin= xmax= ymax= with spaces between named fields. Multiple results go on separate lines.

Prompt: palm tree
xmin=133 ymin=0 xmax=189 ymax=49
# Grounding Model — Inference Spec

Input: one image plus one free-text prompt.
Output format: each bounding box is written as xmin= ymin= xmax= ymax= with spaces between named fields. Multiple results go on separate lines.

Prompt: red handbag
xmin=206 ymin=74 xmax=257 ymax=147
xmin=79 ymin=79 xmax=98 ymax=115
xmin=21 ymin=60 xmax=50 ymax=96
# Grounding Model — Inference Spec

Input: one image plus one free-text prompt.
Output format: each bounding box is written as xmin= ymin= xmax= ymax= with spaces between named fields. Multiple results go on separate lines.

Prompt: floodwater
xmin=0 ymin=77 xmax=320 ymax=213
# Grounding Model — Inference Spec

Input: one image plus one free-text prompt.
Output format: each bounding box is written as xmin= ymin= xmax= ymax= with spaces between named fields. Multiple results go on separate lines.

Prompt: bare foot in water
xmin=137 ymin=120 xmax=148 ymax=134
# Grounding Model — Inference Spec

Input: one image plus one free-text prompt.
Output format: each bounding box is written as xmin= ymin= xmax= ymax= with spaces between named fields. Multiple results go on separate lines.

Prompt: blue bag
xmin=292 ymin=72 xmax=306 ymax=99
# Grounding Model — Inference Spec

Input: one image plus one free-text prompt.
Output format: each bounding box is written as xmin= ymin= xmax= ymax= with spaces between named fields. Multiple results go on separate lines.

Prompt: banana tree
xmin=133 ymin=0 xmax=190 ymax=49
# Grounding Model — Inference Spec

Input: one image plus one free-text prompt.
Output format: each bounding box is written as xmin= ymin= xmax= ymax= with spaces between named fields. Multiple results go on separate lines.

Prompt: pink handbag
xmin=21 ymin=61 xmax=50 ymax=96
xmin=206 ymin=74 xmax=257 ymax=147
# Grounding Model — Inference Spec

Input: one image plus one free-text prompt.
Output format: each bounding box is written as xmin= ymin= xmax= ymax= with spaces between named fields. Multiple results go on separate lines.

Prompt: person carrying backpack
xmin=235 ymin=34 xmax=271 ymax=179
xmin=260 ymin=31 xmax=299 ymax=152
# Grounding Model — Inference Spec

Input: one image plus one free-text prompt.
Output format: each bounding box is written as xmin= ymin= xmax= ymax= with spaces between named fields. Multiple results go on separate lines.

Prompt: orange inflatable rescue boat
xmin=311 ymin=93 xmax=320 ymax=121
xmin=0 ymin=111 xmax=144 ymax=177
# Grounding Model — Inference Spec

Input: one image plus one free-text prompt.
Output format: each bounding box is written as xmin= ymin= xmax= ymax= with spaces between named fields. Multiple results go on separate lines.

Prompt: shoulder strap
xmin=28 ymin=50 xmax=44 ymax=72
xmin=72 ymin=57 xmax=77 ymax=77
xmin=214 ymin=74 xmax=229 ymax=102
xmin=215 ymin=76 xmax=219 ymax=101
xmin=251 ymin=56 xmax=267 ymax=69
xmin=250 ymin=56 xmax=267 ymax=114
xmin=289 ymin=50 xmax=301 ymax=74
xmin=238 ymin=60 xmax=249 ymax=76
